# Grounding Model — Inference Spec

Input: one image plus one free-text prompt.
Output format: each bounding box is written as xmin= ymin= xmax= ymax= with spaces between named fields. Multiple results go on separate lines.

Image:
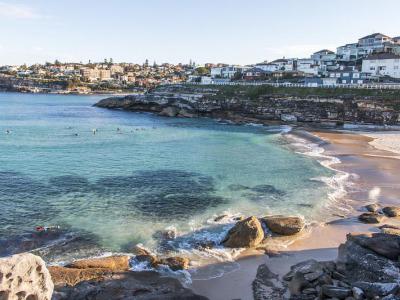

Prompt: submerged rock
xmin=222 ymin=216 xmax=264 ymax=248
xmin=383 ymin=206 xmax=400 ymax=217
xmin=159 ymin=256 xmax=189 ymax=271
xmin=358 ymin=212 xmax=384 ymax=223
xmin=0 ymin=253 xmax=54 ymax=300
xmin=261 ymin=215 xmax=305 ymax=235
xmin=365 ymin=203 xmax=380 ymax=213
xmin=159 ymin=106 xmax=179 ymax=117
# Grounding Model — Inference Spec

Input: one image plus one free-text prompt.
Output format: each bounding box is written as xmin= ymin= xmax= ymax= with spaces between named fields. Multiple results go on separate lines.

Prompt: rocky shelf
xmin=94 ymin=84 xmax=400 ymax=126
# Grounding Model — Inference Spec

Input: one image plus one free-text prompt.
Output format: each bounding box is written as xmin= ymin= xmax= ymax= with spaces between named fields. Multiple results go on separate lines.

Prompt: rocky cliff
xmin=94 ymin=84 xmax=400 ymax=125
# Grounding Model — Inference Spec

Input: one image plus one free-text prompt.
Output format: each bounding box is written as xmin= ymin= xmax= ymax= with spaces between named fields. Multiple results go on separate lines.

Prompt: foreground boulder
xmin=281 ymin=232 xmax=400 ymax=299
xmin=261 ymin=215 xmax=305 ymax=235
xmin=0 ymin=253 xmax=54 ymax=300
xmin=54 ymin=271 xmax=208 ymax=300
xmin=358 ymin=212 xmax=384 ymax=223
xmin=222 ymin=216 xmax=264 ymax=248
xmin=49 ymin=266 xmax=113 ymax=286
xmin=337 ymin=233 xmax=400 ymax=283
xmin=383 ymin=206 xmax=400 ymax=217
xmin=346 ymin=232 xmax=400 ymax=261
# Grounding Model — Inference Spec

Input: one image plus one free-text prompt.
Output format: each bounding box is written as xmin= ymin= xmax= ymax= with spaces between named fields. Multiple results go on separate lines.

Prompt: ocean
xmin=0 ymin=92 xmax=338 ymax=265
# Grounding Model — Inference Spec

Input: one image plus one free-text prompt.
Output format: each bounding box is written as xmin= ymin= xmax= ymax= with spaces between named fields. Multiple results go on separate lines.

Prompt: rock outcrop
xmin=53 ymin=271 xmax=208 ymax=300
xmin=252 ymin=232 xmax=400 ymax=299
xmin=94 ymin=84 xmax=400 ymax=126
xmin=222 ymin=216 xmax=264 ymax=248
xmin=65 ymin=255 xmax=130 ymax=271
xmin=0 ymin=253 xmax=54 ymax=300
xmin=261 ymin=215 xmax=305 ymax=235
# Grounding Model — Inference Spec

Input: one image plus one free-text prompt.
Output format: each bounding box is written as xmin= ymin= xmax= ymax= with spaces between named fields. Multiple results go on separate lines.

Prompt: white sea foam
xmin=284 ymin=132 xmax=356 ymax=217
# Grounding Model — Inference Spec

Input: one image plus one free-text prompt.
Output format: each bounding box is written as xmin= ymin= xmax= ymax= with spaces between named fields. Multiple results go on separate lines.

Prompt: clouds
xmin=0 ymin=2 xmax=41 ymax=19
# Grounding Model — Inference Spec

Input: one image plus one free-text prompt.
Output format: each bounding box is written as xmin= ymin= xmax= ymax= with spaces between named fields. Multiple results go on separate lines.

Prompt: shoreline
xmin=190 ymin=128 xmax=400 ymax=299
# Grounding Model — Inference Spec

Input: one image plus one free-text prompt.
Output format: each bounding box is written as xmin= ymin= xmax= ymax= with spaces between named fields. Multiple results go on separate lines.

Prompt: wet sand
xmin=191 ymin=130 xmax=400 ymax=300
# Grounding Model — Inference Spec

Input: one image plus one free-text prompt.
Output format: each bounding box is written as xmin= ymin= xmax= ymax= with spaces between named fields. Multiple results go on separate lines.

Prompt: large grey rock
xmin=0 ymin=253 xmax=54 ymax=300
xmin=337 ymin=238 xmax=400 ymax=283
xmin=321 ymin=284 xmax=351 ymax=299
xmin=252 ymin=264 xmax=288 ymax=300
xmin=347 ymin=233 xmax=400 ymax=260
xmin=352 ymin=286 xmax=364 ymax=300
xmin=353 ymin=281 xmax=399 ymax=298
xmin=222 ymin=216 xmax=264 ymax=248
xmin=55 ymin=271 xmax=208 ymax=300
xmin=261 ymin=215 xmax=305 ymax=235
xmin=383 ymin=206 xmax=400 ymax=217
xmin=284 ymin=259 xmax=325 ymax=282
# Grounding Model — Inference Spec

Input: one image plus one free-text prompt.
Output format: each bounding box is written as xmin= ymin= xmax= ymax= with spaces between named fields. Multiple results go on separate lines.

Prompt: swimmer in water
xmin=74 ymin=133 xmax=79 ymax=136
xmin=5 ymin=129 xmax=10 ymax=134
xmin=92 ymin=128 xmax=97 ymax=135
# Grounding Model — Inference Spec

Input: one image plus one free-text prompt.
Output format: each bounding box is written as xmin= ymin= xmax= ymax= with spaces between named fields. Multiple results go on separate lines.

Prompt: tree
xmin=54 ymin=59 xmax=61 ymax=66
xmin=195 ymin=67 xmax=210 ymax=76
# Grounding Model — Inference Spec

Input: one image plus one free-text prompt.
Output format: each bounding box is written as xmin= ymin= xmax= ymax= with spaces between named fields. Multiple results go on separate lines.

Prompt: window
xmin=394 ymin=66 xmax=399 ymax=70
xmin=370 ymin=67 xmax=375 ymax=70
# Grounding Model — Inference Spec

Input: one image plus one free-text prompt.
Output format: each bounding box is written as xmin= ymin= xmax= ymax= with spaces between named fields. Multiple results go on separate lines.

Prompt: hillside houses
xmin=207 ymin=32 xmax=400 ymax=86
xmin=362 ymin=53 xmax=400 ymax=79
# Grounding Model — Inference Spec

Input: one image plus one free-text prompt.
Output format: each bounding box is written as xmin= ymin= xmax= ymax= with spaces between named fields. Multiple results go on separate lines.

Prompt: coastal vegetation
xmin=188 ymin=84 xmax=400 ymax=101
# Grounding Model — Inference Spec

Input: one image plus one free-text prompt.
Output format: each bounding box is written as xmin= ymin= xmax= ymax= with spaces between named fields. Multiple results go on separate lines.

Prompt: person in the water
xmin=92 ymin=128 xmax=97 ymax=135
xmin=5 ymin=129 xmax=10 ymax=134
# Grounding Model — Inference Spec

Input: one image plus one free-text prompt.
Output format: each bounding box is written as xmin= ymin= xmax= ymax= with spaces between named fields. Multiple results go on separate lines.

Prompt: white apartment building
xmin=362 ymin=53 xmax=400 ymax=79
xmin=270 ymin=58 xmax=296 ymax=72
xmin=255 ymin=63 xmax=278 ymax=72
xmin=296 ymin=58 xmax=318 ymax=75
xmin=210 ymin=65 xmax=250 ymax=79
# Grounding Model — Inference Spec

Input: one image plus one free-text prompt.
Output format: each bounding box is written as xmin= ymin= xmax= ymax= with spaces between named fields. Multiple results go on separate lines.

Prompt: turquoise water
xmin=0 ymin=92 xmax=334 ymax=258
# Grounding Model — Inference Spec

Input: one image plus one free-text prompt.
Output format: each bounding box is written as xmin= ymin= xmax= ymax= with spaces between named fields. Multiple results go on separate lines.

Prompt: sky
xmin=1 ymin=0 xmax=400 ymax=66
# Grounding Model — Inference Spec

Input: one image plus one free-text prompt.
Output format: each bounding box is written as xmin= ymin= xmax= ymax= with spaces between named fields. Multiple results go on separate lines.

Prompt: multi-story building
xmin=270 ymin=58 xmax=296 ymax=72
xmin=328 ymin=66 xmax=364 ymax=84
xmin=99 ymin=69 xmax=111 ymax=81
xmin=210 ymin=65 xmax=250 ymax=79
xmin=80 ymin=68 xmax=100 ymax=81
xmin=296 ymin=58 xmax=319 ymax=75
xmin=361 ymin=53 xmax=400 ymax=79
xmin=337 ymin=33 xmax=400 ymax=63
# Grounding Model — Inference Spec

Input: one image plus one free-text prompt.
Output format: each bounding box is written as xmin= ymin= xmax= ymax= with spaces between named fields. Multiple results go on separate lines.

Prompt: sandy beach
xmin=190 ymin=129 xmax=400 ymax=300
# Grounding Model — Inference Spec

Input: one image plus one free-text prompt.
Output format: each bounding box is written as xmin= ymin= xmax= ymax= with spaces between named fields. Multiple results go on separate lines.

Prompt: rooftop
xmin=359 ymin=33 xmax=391 ymax=40
xmin=314 ymin=49 xmax=335 ymax=54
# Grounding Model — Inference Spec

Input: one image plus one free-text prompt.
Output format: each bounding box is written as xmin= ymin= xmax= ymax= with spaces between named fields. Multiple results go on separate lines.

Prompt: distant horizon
xmin=1 ymin=0 xmax=399 ymax=66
